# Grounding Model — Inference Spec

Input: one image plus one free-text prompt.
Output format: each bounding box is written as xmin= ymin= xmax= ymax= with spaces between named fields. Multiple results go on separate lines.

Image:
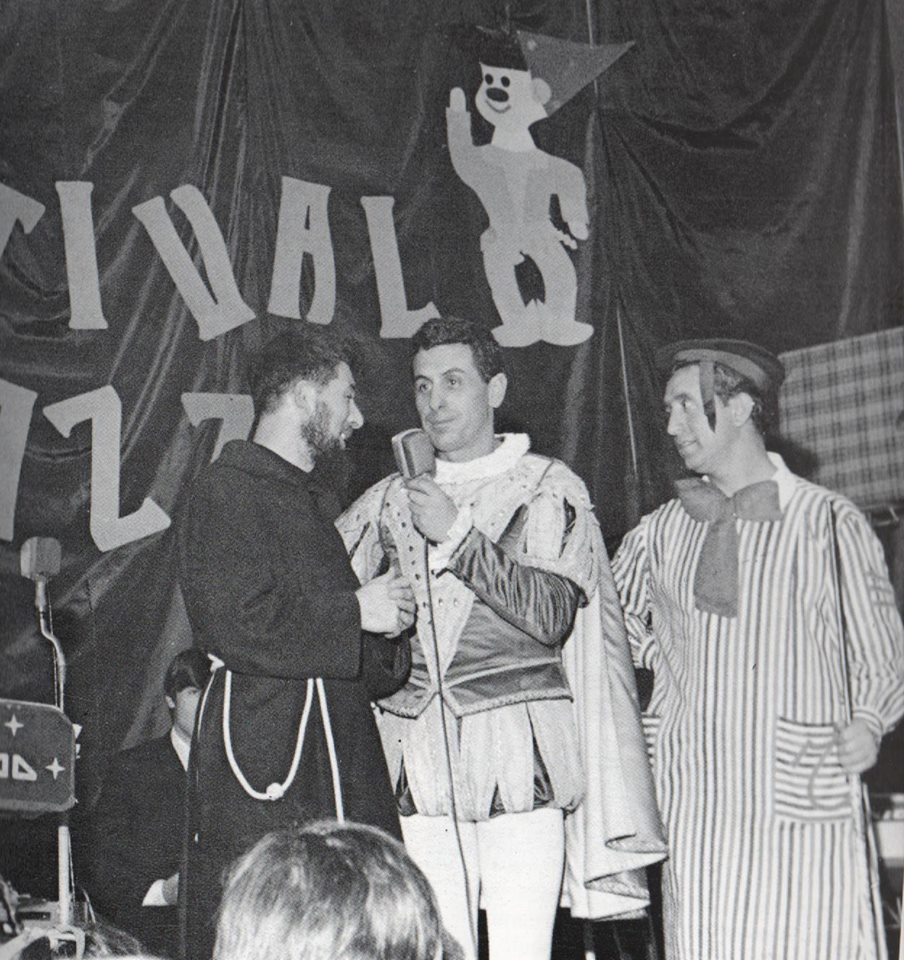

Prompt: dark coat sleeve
xmin=360 ymin=631 xmax=411 ymax=700
xmin=177 ymin=468 xmax=364 ymax=680
xmin=87 ymin=740 xmax=183 ymax=917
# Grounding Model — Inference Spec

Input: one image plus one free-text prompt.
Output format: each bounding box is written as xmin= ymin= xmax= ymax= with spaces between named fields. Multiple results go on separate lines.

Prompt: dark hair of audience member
xmin=163 ymin=647 xmax=210 ymax=702
xmin=213 ymin=820 xmax=450 ymax=960
xmin=6 ymin=920 xmax=154 ymax=960
xmin=81 ymin=919 xmax=146 ymax=957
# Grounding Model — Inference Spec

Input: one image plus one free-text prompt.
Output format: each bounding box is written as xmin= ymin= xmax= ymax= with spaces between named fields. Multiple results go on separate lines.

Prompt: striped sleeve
xmin=835 ymin=501 xmax=904 ymax=737
xmin=611 ymin=516 xmax=657 ymax=670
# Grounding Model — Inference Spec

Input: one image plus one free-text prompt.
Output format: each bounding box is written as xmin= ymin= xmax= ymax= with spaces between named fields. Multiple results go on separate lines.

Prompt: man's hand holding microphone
xmin=354 ymin=428 xmax=445 ymax=637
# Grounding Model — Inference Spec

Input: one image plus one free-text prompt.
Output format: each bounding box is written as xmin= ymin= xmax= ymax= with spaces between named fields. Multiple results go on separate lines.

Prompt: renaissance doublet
xmin=339 ymin=434 xmax=665 ymax=918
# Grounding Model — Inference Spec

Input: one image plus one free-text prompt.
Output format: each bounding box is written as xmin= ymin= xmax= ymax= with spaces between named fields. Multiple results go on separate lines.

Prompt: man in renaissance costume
xmin=612 ymin=338 xmax=904 ymax=960
xmin=337 ymin=316 xmax=665 ymax=960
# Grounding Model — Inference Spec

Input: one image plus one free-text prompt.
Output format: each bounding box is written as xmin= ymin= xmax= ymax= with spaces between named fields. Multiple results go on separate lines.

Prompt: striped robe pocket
xmin=774 ymin=717 xmax=853 ymax=822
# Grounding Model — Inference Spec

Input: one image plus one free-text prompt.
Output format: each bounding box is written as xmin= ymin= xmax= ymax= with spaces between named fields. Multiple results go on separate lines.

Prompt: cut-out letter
xmin=267 ymin=177 xmax=335 ymax=326
xmin=0 ymin=378 xmax=38 ymax=542
xmin=0 ymin=183 xmax=45 ymax=261
xmin=361 ymin=196 xmax=439 ymax=338
xmin=56 ymin=181 xmax=108 ymax=330
xmin=43 ymin=386 xmax=171 ymax=551
xmin=181 ymin=392 xmax=254 ymax=461
xmin=132 ymin=186 xmax=254 ymax=341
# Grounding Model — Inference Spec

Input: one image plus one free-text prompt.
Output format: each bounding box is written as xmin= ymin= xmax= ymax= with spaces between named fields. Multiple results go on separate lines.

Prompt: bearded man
xmin=176 ymin=328 xmax=415 ymax=960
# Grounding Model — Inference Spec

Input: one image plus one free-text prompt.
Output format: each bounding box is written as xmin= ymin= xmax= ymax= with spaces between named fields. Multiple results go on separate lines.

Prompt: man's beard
xmin=301 ymin=400 xmax=351 ymax=492
xmin=301 ymin=400 xmax=343 ymax=458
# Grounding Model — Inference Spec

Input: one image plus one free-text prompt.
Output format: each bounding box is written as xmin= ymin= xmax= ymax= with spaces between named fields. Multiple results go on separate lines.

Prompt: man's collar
xmin=765 ymin=451 xmax=797 ymax=510
xmin=696 ymin=450 xmax=797 ymax=511
xmin=433 ymin=434 xmax=530 ymax=485
xmin=218 ymin=440 xmax=319 ymax=488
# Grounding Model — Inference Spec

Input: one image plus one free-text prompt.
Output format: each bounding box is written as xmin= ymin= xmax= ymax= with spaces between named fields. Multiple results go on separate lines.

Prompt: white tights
xmin=401 ymin=808 xmax=565 ymax=960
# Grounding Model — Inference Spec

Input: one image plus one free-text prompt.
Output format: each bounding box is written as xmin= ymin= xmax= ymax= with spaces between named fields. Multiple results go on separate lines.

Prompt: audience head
xmin=213 ymin=820 xmax=448 ymax=960
xmin=163 ymin=648 xmax=210 ymax=741
xmin=81 ymin=919 xmax=145 ymax=957
xmin=1 ymin=919 xmax=151 ymax=960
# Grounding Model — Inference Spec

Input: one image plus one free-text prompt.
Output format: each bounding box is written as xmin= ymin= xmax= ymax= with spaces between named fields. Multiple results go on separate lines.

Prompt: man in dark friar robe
xmin=177 ymin=328 xmax=415 ymax=960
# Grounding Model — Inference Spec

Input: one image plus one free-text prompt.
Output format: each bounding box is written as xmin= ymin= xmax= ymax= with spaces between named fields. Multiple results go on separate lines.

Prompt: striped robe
xmin=612 ymin=457 xmax=904 ymax=960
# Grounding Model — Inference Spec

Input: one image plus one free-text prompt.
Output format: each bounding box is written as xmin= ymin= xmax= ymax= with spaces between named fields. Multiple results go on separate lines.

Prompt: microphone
xmin=391 ymin=429 xmax=435 ymax=479
xmin=20 ymin=537 xmax=62 ymax=613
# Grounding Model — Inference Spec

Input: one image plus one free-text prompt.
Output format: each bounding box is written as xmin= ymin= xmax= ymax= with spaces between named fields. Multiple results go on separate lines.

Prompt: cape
xmin=338 ymin=435 xmax=667 ymax=918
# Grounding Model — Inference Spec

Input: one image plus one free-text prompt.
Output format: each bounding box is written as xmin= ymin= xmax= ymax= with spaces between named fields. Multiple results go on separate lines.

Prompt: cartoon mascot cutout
xmin=447 ymin=27 xmax=633 ymax=347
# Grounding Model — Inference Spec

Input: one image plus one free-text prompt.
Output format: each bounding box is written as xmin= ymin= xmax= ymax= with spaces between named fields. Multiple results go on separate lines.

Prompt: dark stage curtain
xmin=0 ymin=0 xmax=901 ymax=807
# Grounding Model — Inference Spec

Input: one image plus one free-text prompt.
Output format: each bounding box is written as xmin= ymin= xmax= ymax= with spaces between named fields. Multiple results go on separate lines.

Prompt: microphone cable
xmin=422 ymin=539 xmax=478 ymax=958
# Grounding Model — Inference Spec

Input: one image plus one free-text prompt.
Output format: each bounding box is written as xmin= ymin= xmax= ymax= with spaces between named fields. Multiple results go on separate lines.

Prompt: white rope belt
xmin=220 ymin=668 xmax=345 ymax=819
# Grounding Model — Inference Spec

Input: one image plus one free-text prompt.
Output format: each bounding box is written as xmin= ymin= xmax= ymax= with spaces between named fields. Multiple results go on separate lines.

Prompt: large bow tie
xmin=675 ymin=477 xmax=783 ymax=617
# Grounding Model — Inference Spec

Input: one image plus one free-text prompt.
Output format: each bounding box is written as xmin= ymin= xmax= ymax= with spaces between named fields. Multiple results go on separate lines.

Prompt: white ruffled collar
xmin=434 ymin=433 xmax=530 ymax=485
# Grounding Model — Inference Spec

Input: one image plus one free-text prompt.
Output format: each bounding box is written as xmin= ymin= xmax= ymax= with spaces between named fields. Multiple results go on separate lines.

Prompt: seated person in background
xmin=213 ymin=820 xmax=462 ymax=960
xmin=87 ymin=649 xmax=211 ymax=958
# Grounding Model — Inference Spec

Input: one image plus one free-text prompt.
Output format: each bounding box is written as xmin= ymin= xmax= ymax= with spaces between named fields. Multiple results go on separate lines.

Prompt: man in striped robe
xmin=612 ymin=338 xmax=904 ymax=960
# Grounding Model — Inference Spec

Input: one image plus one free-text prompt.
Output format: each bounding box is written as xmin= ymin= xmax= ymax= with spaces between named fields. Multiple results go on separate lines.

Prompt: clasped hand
xmin=834 ymin=717 xmax=880 ymax=774
xmin=356 ymin=569 xmax=416 ymax=637
xmin=404 ymin=475 xmax=458 ymax=543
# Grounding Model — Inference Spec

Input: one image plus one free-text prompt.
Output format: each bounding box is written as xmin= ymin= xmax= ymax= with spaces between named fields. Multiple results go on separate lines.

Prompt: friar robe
xmin=177 ymin=440 xmax=409 ymax=960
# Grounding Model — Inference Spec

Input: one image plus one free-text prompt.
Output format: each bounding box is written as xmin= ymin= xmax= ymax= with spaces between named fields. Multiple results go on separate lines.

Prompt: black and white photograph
xmin=1 ymin=2 xmax=902 ymax=958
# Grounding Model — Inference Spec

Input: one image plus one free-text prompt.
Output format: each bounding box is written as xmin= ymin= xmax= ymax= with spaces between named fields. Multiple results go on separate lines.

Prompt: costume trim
xmin=433 ymin=433 xmax=530 ymax=484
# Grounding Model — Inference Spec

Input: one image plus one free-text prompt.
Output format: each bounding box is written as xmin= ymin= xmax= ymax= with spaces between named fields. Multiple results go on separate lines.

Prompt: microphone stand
xmin=35 ymin=577 xmax=66 ymax=713
xmin=34 ymin=577 xmax=73 ymax=928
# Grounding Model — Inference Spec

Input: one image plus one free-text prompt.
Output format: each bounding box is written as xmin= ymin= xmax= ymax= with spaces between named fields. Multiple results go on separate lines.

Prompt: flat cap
xmin=656 ymin=338 xmax=785 ymax=392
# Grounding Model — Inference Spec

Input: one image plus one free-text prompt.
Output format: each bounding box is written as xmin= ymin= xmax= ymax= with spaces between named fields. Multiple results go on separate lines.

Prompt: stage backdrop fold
xmin=0 ymin=0 xmax=900 ymax=814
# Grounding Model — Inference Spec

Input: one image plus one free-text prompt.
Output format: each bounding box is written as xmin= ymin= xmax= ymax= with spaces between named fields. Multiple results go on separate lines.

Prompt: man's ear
xmin=727 ymin=392 xmax=755 ymax=427
xmin=488 ymin=372 xmax=508 ymax=409
xmin=165 ymin=695 xmax=175 ymax=711
xmin=291 ymin=378 xmax=317 ymax=416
